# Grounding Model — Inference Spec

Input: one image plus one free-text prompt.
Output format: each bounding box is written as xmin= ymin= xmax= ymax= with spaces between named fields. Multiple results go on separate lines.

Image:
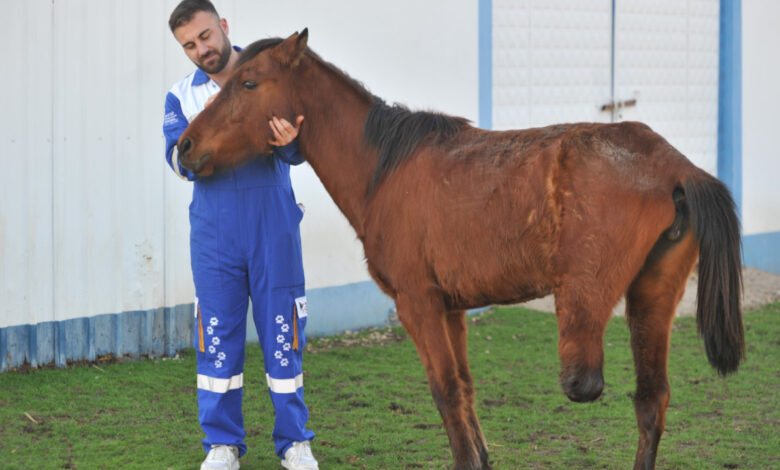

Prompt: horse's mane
xmin=364 ymin=99 xmax=469 ymax=193
xmin=237 ymin=38 xmax=284 ymax=67
xmin=239 ymin=37 xmax=470 ymax=195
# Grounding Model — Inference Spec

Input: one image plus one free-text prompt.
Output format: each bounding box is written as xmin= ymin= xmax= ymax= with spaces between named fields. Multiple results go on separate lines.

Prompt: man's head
xmin=169 ymin=0 xmax=232 ymax=74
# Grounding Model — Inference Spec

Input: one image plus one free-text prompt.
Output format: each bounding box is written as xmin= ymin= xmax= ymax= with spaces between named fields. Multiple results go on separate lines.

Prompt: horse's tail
xmin=682 ymin=173 xmax=744 ymax=375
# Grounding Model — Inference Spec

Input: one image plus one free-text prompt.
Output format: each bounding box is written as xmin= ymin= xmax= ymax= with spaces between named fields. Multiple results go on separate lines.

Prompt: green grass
xmin=1 ymin=303 xmax=778 ymax=469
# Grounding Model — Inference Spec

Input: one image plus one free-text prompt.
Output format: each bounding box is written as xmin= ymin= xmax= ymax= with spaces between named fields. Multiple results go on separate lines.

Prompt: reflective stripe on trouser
xmin=190 ymin=165 xmax=314 ymax=459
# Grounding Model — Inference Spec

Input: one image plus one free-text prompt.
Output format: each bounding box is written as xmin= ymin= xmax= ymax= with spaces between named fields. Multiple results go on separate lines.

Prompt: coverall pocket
xmin=274 ymin=286 xmax=308 ymax=352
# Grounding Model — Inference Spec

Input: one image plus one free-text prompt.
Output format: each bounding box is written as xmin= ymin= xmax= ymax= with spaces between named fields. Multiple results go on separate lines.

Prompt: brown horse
xmin=177 ymin=30 xmax=744 ymax=470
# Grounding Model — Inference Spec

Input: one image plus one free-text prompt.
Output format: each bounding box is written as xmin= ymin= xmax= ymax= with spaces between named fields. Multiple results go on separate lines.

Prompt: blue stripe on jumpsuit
xmin=191 ymin=154 xmax=314 ymax=459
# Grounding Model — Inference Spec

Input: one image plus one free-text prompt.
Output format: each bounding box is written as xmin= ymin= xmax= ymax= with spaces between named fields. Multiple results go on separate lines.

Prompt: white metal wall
xmin=50 ymin=0 xmax=170 ymax=327
xmin=4 ymin=0 xmax=775 ymax=339
xmin=1 ymin=0 xmax=55 ymax=328
xmin=0 ymin=0 xmax=479 ymax=330
xmin=742 ymin=0 xmax=780 ymax=235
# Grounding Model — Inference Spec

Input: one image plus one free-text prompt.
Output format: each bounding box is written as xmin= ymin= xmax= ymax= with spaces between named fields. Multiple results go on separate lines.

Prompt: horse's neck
xmin=296 ymin=60 xmax=376 ymax=237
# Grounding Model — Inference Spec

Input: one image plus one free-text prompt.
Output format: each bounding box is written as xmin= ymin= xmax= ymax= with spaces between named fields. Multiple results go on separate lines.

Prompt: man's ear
xmin=220 ymin=17 xmax=229 ymax=36
xmin=273 ymin=28 xmax=309 ymax=67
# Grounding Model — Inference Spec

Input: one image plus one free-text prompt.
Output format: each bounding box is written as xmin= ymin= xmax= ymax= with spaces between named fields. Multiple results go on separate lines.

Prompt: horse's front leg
xmin=445 ymin=310 xmax=489 ymax=466
xmin=554 ymin=281 xmax=614 ymax=403
xmin=396 ymin=291 xmax=491 ymax=470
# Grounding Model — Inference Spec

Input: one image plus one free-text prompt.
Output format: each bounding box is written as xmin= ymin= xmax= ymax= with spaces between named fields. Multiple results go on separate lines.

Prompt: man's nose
xmin=197 ymin=42 xmax=210 ymax=58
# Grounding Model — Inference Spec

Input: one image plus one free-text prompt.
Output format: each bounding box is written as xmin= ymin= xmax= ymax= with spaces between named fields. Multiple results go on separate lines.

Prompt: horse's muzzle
xmin=177 ymin=137 xmax=211 ymax=173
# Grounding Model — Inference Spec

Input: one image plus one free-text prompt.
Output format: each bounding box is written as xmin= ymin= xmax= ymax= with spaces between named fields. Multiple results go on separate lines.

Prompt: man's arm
xmin=270 ymin=116 xmax=306 ymax=166
xmin=163 ymin=91 xmax=197 ymax=181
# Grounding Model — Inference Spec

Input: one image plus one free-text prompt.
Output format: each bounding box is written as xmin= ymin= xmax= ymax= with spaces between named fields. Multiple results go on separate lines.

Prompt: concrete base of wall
xmin=0 ymin=304 xmax=194 ymax=372
xmin=744 ymin=231 xmax=780 ymax=274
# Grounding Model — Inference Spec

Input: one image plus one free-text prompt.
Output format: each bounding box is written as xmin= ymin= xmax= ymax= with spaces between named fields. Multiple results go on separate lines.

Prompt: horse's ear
xmin=274 ymin=28 xmax=309 ymax=67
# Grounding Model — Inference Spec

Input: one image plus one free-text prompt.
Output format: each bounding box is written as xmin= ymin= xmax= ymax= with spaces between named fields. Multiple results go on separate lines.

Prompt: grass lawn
xmin=1 ymin=303 xmax=777 ymax=469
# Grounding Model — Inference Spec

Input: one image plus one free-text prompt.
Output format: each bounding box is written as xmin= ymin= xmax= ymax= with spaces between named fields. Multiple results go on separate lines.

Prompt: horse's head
xmin=178 ymin=29 xmax=309 ymax=176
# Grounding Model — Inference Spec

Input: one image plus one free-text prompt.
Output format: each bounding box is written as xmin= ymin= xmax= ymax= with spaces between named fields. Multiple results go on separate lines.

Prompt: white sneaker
xmin=201 ymin=445 xmax=239 ymax=470
xmin=281 ymin=441 xmax=319 ymax=470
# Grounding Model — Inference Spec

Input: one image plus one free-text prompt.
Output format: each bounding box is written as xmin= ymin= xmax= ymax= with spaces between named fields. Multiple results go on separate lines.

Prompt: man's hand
xmin=269 ymin=115 xmax=304 ymax=147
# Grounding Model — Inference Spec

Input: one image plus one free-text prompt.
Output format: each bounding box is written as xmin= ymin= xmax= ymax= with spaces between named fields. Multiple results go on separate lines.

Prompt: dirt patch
xmin=518 ymin=267 xmax=780 ymax=317
xmin=306 ymin=326 xmax=407 ymax=353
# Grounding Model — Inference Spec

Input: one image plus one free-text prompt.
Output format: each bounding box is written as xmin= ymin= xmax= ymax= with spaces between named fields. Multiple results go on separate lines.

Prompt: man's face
xmin=173 ymin=10 xmax=232 ymax=74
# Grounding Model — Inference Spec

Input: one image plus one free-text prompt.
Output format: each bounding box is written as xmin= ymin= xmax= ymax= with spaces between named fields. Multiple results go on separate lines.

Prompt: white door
xmin=613 ymin=0 xmax=720 ymax=174
xmin=492 ymin=0 xmax=614 ymax=130
xmin=492 ymin=0 xmax=720 ymax=176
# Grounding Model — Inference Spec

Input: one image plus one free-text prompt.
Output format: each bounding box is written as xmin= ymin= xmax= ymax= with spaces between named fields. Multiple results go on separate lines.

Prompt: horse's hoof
xmin=561 ymin=367 xmax=604 ymax=402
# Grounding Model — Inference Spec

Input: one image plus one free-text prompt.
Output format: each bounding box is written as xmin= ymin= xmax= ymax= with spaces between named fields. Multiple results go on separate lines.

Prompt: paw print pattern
xmin=209 ymin=317 xmax=219 ymax=327
xmin=206 ymin=326 xmax=214 ymax=335
xmin=275 ymin=315 xmax=284 ymax=324
xmin=280 ymin=358 xmax=289 ymax=367
xmin=281 ymin=324 xmax=289 ymax=333
xmin=214 ymin=360 xmax=223 ymax=368
xmin=217 ymin=352 xmax=226 ymax=361
xmin=283 ymin=343 xmax=291 ymax=352
xmin=208 ymin=345 xmax=216 ymax=354
xmin=274 ymin=351 xmax=283 ymax=360
xmin=212 ymin=336 xmax=221 ymax=346
xmin=276 ymin=334 xmax=285 ymax=344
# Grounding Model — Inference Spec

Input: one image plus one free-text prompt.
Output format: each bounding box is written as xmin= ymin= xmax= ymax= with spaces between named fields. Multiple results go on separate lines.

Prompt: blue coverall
xmin=163 ymin=64 xmax=315 ymax=459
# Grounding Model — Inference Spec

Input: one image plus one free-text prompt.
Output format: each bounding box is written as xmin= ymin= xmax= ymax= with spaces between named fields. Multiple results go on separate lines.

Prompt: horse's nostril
xmin=178 ymin=137 xmax=192 ymax=158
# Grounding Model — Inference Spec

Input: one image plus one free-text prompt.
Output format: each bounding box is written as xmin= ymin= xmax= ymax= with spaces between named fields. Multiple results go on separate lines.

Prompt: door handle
xmin=600 ymin=98 xmax=637 ymax=111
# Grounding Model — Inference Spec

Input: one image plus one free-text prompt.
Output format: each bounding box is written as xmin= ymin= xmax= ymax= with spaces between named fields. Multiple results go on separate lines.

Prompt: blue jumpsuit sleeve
xmin=272 ymin=140 xmax=306 ymax=166
xmin=163 ymin=91 xmax=198 ymax=181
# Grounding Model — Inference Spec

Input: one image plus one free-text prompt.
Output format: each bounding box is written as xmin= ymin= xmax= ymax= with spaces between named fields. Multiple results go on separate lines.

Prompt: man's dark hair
xmin=169 ymin=0 xmax=219 ymax=33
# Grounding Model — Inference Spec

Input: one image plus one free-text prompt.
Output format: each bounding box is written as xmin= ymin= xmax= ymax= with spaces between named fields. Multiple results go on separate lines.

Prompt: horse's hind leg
xmin=395 ymin=292 xmax=491 ymax=470
xmin=626 ymin=231 xmax=697 ymax=470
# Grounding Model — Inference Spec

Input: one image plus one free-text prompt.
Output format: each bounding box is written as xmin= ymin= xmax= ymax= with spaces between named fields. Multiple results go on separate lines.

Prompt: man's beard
xmin=197 ymin=35 xmax=232 ymax=74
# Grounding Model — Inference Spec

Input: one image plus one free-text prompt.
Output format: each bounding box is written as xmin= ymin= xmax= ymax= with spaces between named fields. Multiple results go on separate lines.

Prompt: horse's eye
xmin=242 ymin=80 xmax=258 ymax=90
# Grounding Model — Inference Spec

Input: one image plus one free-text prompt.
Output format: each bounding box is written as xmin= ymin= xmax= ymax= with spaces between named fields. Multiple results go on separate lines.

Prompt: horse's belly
xmin=444 ymin=281 xmax=553 ymax=310
xmin=432 ymin=234 xmax=556 ymax=310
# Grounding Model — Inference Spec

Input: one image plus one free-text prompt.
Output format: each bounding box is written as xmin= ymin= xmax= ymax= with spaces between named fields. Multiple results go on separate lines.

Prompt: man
xmin=163 ymin=1 xmax=318 ymax=469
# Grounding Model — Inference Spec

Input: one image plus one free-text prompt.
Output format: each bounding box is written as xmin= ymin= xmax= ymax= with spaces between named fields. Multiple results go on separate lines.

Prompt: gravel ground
xmin=519 ymin=267 xmax=780 ymax=317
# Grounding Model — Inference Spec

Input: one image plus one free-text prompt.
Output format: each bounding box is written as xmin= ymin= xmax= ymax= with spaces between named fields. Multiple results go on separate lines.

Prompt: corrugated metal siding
xmin=1 ymin=0 xmax=196 ymax=369
xmin=2 ymin=0 xmax=55 ymax=329
xmin=51 ymin=0 xmax=169 ymax=321
xmin=742 ymin=0 xmax=780 ymax=235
